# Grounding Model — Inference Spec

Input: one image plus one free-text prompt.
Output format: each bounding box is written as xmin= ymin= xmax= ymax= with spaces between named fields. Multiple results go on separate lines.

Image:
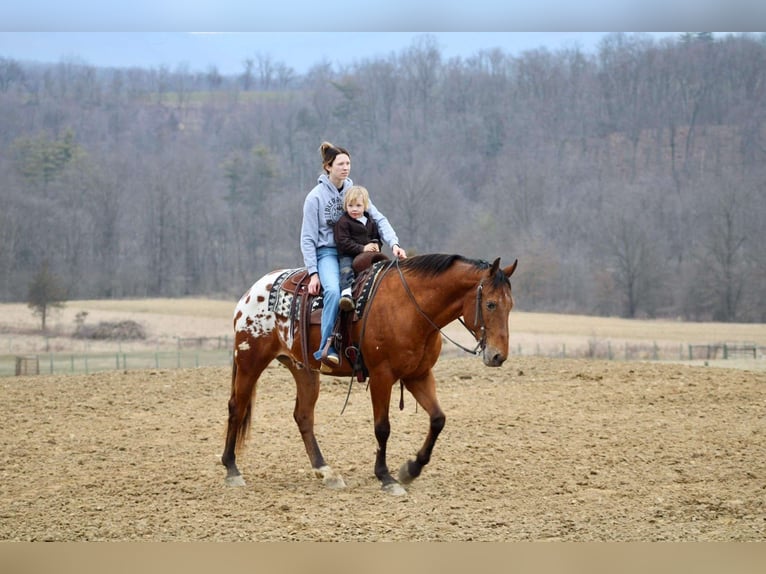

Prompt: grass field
xmin=1 ymin=299 xmax=764 ymax=376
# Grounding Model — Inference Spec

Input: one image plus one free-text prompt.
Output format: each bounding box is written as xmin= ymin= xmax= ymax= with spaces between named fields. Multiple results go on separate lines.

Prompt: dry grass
xmin=1 ymin=299 xmax=764 ymax=368
xmin=0 ymin=299 xmax=233 ymax=356
xmin=509 ymin=311 xmax=766 ymax=345
xmin=62 ymin=297 xmax=236 ymax=318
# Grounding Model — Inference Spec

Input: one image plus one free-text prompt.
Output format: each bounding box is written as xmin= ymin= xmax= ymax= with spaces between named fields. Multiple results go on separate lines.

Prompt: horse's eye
xmin=486 ymin=301 xmax=497 ymax=311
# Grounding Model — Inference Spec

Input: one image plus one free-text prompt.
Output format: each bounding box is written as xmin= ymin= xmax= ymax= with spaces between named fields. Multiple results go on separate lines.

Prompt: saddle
xmin=270 ymin=254 xmax=391 ymax=377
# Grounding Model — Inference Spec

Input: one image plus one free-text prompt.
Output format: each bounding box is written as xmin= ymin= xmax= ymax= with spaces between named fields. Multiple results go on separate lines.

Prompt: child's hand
xmin=363 ymin=243 xmax=380 ymax=253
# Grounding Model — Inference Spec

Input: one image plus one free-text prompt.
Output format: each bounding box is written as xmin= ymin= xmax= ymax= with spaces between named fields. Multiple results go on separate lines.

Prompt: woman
xmin=300 ymin=142 xmax=406 ymax=366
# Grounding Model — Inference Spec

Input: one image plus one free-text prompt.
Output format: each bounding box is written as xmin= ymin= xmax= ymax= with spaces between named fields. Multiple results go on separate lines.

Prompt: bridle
xmin=392 ymin=259 xmax=488 ymax=357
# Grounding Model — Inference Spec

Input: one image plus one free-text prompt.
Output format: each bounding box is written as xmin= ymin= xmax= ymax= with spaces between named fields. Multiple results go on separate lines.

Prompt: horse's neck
xmin=402 ymin=267 xmax=479 ymax=327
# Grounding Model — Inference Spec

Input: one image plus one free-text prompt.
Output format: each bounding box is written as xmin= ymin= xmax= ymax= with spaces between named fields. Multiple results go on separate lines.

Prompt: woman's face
xmin=326 ymin=153 xmax=350 ymax=186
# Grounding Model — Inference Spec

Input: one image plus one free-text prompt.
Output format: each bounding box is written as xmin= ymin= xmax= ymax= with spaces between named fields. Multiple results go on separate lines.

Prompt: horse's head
xmin=462 ymin=257 xmax=518 ymax=367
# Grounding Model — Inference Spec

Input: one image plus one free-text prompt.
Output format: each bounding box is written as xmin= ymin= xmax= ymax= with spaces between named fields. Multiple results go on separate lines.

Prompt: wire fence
xmin=2 ymin=349 xmax=234 ymax=378
xmin=443 ymin=338 xmax=765 ymax=364
xmin=2 ymin=337 xmax=763 ymax=378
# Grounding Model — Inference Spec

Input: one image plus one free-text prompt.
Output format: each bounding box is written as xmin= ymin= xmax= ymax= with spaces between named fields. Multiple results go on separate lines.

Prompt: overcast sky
xmin=0 ymin=2 xmax=761 ymax=75
xmin=0 ymin=32 xmax=681 ymax=75
xmin=1 ymin=1 xmax=759 ymax=32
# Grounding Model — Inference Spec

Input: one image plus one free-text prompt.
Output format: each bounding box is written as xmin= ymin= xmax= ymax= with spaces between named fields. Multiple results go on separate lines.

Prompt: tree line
xmin=1 ymin=32 xmax=764 ymax=322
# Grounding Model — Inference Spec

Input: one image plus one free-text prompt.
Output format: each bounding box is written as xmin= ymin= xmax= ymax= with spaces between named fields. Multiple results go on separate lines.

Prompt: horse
xmin=221 ymin=253 xmax=518 ymax=495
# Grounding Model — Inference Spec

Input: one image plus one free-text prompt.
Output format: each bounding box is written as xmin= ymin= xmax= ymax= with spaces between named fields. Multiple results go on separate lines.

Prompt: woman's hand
xmin=308 ymin=273 xmax=321 ymax=295
xmin=392 ymin=245 xmax=407 ymax=259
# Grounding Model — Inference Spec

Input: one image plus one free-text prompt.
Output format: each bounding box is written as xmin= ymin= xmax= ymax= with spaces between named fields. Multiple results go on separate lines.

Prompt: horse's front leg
xmin=287 ymin=362 xmax=346 ymax=489
xmin=370 ymin=381 xmax=407 ymax=496
xmin=399 ymin=370 xmax=445 ymax=485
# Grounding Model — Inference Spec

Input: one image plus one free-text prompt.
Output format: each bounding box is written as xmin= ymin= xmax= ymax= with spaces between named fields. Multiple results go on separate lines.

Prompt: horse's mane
xmin=399 ymin=253 xmax=510 ymax=288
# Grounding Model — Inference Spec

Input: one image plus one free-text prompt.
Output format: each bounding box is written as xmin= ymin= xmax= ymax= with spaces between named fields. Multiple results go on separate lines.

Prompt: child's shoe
xmin=339 ymin=288 xmax=355 ymax=312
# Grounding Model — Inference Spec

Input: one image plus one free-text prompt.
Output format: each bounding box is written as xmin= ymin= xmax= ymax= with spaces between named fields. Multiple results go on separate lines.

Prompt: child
xmin=333 ymin=185 xmax=382 ymax=312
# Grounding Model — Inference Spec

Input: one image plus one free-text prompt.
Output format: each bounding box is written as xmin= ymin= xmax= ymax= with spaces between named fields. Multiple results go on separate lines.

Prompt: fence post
xmin=15 ymin=356 xmax=40 ymax=376
xmin=723 ymin=344 xmax=728 ymax=360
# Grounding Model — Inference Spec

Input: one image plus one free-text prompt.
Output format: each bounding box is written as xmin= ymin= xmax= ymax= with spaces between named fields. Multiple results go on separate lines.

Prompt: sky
xmin=0 ymin=1 xmax=761 ymax=31
xmin=0 ymin=2 xmax=762 ymax=75
xmin=0 ymin=32 xmax=674 ymax=76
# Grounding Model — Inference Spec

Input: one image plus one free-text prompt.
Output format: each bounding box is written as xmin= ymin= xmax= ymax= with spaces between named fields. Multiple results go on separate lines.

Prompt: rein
xmin=341 ymin=257 xmax=486 ymax=415
xmin=392 ymin=258 xmax=487 ymax=356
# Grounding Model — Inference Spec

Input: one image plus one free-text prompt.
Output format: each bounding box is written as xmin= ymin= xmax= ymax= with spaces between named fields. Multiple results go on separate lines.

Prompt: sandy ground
xmin=1 ymin=354 xmax=764 ymax=541
xmin=2 ymin=299 xmax=765 ymax=541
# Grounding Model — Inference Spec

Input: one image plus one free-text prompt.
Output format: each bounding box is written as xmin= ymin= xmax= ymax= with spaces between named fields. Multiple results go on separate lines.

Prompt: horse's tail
xmin=229 ymin=355 xmax=253 ymax=452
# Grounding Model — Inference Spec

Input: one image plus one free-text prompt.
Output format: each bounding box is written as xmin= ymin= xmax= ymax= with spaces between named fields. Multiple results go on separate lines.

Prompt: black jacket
xmin=333 ymin=212 xmax=381 ymax=257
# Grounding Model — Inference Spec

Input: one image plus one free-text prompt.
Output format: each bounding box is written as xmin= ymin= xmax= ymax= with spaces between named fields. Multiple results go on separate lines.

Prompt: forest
xmin=0 ymin=32 xmax=764 ymax=322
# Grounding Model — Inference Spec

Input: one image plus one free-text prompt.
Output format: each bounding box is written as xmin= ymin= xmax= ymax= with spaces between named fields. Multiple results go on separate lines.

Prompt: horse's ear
xmin=489 ymin=257 xmax=501 ymax=277
xmin=503 ymin=259 xmax=518 ymax=278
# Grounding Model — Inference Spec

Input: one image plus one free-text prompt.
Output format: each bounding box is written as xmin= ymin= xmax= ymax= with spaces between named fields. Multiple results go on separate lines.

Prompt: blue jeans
xmin=313 ymin=246 xmax=340 ymax=360
xmin=339 ymin=255 xmax=355 ymax=291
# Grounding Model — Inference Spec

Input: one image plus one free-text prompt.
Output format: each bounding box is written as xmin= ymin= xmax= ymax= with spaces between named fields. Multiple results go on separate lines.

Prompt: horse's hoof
xmin=225 ymin=474 xmax=246 ymax=487
xmin=382 ymin=482 xmax=407 ymax=496
xmin=314 ymin=465 xmax=347 ymax=489
xmin=324 ymin=475 xmax=347 ymax=489
xmin=398 ymin=462 xmax=415 ymax=485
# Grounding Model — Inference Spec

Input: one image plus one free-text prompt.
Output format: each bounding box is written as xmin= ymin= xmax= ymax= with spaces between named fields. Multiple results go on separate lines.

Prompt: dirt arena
xmin=1 ymin=354 xmax=764 ymax=541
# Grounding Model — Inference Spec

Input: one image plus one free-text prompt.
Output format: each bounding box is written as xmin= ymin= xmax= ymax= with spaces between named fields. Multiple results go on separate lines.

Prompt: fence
xmin=443 ymin=338 xmax=765 ymax=363
xmin=1 ymin=337 xmax=763 ymax=378
xmin=687 ymin=342 xmax=758 ymax=360
xmin=0 ymin=349 xmax=233 ymax=378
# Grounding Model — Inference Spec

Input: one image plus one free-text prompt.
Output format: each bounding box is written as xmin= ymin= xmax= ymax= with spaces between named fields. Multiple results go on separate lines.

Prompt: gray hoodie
xmin=300 ymin=174 xmax=399 ymax=275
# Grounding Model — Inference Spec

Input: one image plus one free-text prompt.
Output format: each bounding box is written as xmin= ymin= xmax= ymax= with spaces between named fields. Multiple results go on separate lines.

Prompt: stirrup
xmin=320 ymin=337 xmax=340 ymax=366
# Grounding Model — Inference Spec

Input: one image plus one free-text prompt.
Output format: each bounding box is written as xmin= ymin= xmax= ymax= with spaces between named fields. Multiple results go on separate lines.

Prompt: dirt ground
xmin=1 ymin=354 xmax=764 ymax=541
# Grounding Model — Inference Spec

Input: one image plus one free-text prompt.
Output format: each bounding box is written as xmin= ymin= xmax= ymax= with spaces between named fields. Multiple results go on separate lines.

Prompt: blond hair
xmin=344 ymin=185 xmax=370 ymax=211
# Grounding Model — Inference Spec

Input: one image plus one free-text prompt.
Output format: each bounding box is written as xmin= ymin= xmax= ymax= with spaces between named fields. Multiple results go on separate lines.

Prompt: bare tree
xmin=694 ymin=180 xmax=750 ymax=321
xmin=240 ymin=58 xmax=254 ymax=91
xmin=1 ymin=34 xmax=765 ymax=321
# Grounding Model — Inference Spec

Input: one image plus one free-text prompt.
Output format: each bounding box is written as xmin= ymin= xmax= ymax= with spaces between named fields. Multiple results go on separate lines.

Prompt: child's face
xmin=346 ymin=198 xmax=365 ymax=219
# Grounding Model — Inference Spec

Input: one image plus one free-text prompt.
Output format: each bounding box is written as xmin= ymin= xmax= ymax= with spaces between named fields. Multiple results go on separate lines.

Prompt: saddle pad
xmin=352 ymin=260 xmax=390 ymax=316
xmin=267 ymin=268 xmax=321 ymax=317
xmin=267 ymin=261 xmax=391 ymax=320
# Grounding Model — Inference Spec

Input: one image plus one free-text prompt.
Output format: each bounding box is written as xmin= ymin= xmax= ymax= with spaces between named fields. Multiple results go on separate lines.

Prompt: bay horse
xmin=222 ymin=253 xmax=518 ymax=495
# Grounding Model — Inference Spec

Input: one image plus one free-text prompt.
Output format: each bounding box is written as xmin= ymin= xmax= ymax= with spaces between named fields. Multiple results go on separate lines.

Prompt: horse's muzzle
xmin=483 ymin=349 xmax=506 ymax=367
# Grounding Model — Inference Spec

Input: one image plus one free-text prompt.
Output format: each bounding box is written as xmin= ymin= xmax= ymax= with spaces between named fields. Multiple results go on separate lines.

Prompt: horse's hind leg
xmin=398 ymin=370 xmax=445 ymax=485
xmin=221 ymin=344 xmax=272 ymax=487
xmin=286 ymin=362 xmax=346 ymax=489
